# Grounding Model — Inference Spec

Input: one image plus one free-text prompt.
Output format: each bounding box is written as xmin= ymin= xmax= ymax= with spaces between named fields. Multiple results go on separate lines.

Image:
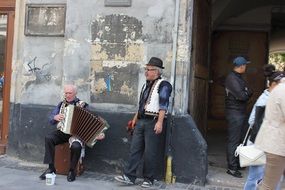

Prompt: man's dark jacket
xmin=225 ymin=71 xmax=252 ymax=111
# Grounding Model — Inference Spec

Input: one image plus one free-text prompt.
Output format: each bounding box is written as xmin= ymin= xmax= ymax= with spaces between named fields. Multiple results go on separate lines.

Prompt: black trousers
xmin=43 ymin=130 xmax=82 ymax=171
xmin=124 ymin=118 xmax=164 ymax=183
xmin=225 ymin=109 xmax=248 ymax=170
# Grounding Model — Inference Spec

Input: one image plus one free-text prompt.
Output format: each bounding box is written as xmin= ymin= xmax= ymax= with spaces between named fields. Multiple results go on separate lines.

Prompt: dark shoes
xmin=40 ymin=168 xmax=76 ymax=182
xmin=67 ymin=170 xmax=76 ymax=182
xmin=226 ymin=169 xmax=242 ymax=178
xmin=237 ymin=166 xmax=246 ymax=171
xmin=39 ymin=168 xmax=56 ymax=180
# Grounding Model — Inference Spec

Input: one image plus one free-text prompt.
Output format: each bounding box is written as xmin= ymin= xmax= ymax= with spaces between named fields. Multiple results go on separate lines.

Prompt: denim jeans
xmin=244 ymin=165 xmax=264 ymax=190
xmin=225 ymin=109 xmax=247 ymax=170
xmin=244 ymin=165 xmax=284 ymax=190
xmin=124 ymin=118 xmax=164 ymax=183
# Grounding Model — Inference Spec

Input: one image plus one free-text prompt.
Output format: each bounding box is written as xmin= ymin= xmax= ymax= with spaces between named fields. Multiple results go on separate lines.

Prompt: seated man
xmin=39 ymin=84 xmax=105 ymax=182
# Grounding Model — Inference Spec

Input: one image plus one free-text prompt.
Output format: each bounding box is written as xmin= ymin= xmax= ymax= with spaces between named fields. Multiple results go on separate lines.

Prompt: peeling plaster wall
xmin=62 ymin=0 xmax=177 ymax=112
xmin=12 ymin=0 xmax=189 ymax=113
xmin=89 ymin=15 xmax=143 ymax=105
xmin=9 ymin=0 xmax=208 ymax=184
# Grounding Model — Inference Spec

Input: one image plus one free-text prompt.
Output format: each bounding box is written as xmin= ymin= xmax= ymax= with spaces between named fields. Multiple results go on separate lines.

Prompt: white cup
xmin=45 ymin=173 xmax=56 ymax=185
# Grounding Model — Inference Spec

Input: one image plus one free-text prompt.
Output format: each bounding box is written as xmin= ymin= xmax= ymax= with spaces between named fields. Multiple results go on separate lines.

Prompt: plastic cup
xmin=45 ymin=173 xmax=56 ymax=185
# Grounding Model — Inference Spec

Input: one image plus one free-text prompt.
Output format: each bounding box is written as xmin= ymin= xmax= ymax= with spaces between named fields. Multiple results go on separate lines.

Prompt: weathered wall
xmin=8 ymin=0 xmax=207 ymax=185
xmin=12 ymin=0 xmax=177 ymax=111
xmin=11 ymin=0 xmax=192 ymax=114
xmin=8 ymin=103 xmax=207 ymax=185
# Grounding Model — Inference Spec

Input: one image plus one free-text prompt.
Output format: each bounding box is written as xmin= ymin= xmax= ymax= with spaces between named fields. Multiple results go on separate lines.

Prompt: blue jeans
xmin=244 ymin=165 xmax=283 ymax=190
xmin=244 ymin=165 xmax=264 ymax=190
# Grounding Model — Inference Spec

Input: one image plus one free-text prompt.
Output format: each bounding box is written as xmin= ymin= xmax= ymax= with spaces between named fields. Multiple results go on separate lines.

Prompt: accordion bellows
xmin=60 ymin=105 xmax=109 ymax=147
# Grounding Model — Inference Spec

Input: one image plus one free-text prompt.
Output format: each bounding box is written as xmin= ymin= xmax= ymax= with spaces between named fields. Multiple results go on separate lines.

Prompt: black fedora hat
xmin=146 ymin=57 xmax=164 ymax=69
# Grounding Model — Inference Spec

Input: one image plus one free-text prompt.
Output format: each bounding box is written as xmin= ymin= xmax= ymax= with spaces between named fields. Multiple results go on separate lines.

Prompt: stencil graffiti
xmin=27 ymin=57 xmax=40 ymax=72
xmin=25 ymin=56 xmax=52 ymax=82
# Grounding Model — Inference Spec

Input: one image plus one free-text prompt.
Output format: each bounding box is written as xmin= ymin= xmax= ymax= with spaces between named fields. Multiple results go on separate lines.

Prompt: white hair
xmin=64 ymin=84 xmax=77 ymax=94
xmin=155 ymin=67 xmax=163 ymax=75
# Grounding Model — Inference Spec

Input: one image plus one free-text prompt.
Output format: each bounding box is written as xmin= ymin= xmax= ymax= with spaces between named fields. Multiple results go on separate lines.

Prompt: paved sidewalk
xmin=0 ymin=155 xmax=246 ymax=190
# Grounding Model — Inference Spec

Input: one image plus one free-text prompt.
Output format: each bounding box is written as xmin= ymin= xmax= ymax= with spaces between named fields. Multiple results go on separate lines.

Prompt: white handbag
xmin=235 ymin=125 xmax=266 ymax=167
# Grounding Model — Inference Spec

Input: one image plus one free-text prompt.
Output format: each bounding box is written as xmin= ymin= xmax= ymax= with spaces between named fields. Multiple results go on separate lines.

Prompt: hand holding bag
xmin=234 ymin=125 xmax=266 ymax=167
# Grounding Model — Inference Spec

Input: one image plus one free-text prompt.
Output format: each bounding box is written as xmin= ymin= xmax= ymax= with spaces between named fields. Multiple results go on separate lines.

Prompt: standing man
xmin=39 ymin=84 xmax=105 ymax=182
xmin=115 ymin=57 xmax=172 ymax=188
xmin=224 ymin=56 xmax=253 ymax=178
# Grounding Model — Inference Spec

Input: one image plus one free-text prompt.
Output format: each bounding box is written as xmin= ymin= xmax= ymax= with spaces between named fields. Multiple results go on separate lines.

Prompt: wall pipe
xmin=169 ymin=0 xmax=180 ymax=114
xmin=165 ymin=0 xmax=180 ymax=184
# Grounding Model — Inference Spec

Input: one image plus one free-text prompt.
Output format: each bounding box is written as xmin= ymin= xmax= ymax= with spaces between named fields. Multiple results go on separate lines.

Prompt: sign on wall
xmin=104 ymin=0 xmax=131 ymax=7
xmin=24 ymin=4 xmax=66 ymax=36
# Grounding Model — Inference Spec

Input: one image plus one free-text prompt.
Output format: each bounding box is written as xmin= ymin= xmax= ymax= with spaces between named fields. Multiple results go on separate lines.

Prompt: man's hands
xmin=154 ymin=110 xmax=166 ymax=134
xmin=54 ymin=114 xmax=64 ymax=122
xmin=154 ymin=120 xmax=163 ymax=134
xmin=95 ymin=133 xmax=105 ymax=140
xmin=245 ymin=87 xmax=253 ymax=98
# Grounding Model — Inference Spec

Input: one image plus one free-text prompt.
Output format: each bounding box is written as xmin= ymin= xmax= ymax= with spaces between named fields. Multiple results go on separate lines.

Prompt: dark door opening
xmin=207 ymin=31 xmax=268 ymax=168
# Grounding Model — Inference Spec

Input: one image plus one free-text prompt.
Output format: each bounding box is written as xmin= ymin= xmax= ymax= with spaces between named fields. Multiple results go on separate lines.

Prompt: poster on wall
xmin=24 ymin=4 xmax=66 ymax=36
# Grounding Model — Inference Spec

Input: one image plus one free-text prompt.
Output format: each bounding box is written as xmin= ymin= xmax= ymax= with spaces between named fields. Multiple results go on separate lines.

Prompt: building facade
xmin=2 ymin=0 xmax=283 ymax=186
xmin=4 ymin=0 xmax=207 ymax=185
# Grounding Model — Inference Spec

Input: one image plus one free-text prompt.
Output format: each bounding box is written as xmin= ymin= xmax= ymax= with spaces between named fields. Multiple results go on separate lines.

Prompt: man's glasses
xmin=144 ymin=68 xmax=157 ymax=72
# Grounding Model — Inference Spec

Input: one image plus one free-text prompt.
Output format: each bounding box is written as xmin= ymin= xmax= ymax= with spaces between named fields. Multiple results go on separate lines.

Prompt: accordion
xmin=59 ymin=105 xmax=109 ymax=147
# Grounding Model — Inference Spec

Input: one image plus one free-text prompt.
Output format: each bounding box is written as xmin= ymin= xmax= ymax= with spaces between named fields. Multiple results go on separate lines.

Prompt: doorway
xmin=0 ymin=1 xmax=15 ymax=154
xmin=207 ymin=31 xmax=268 ymax=168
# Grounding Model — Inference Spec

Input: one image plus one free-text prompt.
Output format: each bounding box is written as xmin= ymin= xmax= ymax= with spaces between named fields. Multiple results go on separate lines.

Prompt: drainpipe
xmin=165 ymin=0 xmax=180 ymax=184
xmin=169 ymin=0 xmax=180 ymax=115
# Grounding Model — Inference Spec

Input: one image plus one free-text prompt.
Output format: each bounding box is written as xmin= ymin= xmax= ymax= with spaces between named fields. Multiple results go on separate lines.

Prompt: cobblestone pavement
xmin=0 ymin=155 xmax=244 ymax=190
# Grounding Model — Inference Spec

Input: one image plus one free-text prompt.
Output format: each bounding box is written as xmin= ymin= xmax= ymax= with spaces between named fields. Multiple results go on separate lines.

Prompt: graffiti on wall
xmin=89 ymin=14 xmax=144 ymax=105
xmin=24 ymin=56 xmax=52 ymax=82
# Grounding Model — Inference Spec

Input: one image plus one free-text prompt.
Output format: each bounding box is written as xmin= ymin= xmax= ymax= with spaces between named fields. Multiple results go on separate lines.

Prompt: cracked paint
xmin=91 ymin=14 xmax=143 ymax=59
xmin=94 ymin=78 xmax=107 ymax=94
xmin=91 ymin=44 xmax=108 ymax=61
xmin=89 ymin=14 xmax=142 ymax=105
xmin=125 ymin=44 xmax=144 ymax=61
xmin=120 ymin=81 xmax=134 ymax=96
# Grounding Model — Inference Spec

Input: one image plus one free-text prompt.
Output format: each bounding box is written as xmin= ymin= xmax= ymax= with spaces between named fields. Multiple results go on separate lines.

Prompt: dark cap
xmin=146 ymin=57 xmax=164 ymax=69
xmin=233 ymin=56 xmax=250 ymax=66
